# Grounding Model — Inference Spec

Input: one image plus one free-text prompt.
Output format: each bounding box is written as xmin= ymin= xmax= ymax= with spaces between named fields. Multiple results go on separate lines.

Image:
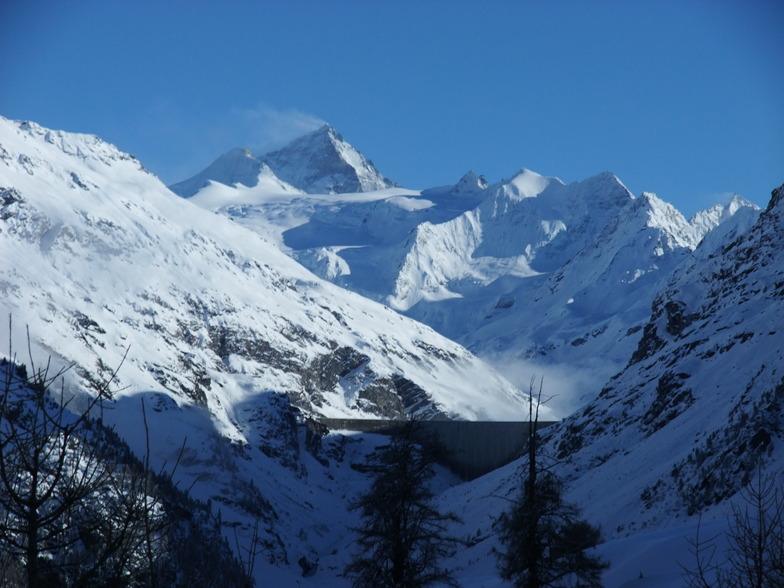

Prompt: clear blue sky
xmin=2 ymin=0 xmax=782 ymax=215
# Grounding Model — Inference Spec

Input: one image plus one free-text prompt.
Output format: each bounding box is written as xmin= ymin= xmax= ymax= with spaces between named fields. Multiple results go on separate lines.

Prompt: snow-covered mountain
xmin=170 ymin=124 xmax=395 ymax=197
xmin=0 ymin=117 xmax=530 ymax=424
xmin=3 ymin=115 xmax=780 ymax=586
xmin=543 ymin=179 xmax=784 ymax=540
xmin=178 ymin=141 xmax=758 ymax=414
xmin=0 ymin=116 xmax=557 ymax=583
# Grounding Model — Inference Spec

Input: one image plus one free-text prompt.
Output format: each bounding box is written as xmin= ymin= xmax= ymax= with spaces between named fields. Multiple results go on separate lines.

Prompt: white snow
xmin=2 ymin=115 xmax=777 ymax=587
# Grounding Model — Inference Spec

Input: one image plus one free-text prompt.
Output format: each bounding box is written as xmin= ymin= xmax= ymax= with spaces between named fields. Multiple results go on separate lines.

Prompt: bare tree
xmin=495 ymin=378 xmax=608 ymax=588
xmin=0 ymin=325 xmax=164 ymax=586
xmin=0 ymin=339 xmax=121 ymax=585
xmin=0 ymin=320 xmax=251 ymax=587
xmin=683 ymin=468 xmax=784 ymax=588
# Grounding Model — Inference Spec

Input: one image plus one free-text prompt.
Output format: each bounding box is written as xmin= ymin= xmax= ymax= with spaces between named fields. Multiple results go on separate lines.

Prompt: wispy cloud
xmin=230 ymin=105 xmax=326 ymax=154
xmin=482 ymin=352 xmax=613 ymax=420
xmin=133 ymin=102 xmax=326 ymax=184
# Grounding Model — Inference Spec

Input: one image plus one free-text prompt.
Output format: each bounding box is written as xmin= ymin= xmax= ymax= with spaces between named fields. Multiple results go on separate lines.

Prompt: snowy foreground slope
xmin=178 ymin=127 xmax=758 ymax=415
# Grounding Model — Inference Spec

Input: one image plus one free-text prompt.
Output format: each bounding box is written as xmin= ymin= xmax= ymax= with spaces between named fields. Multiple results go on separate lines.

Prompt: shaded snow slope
xmin=540 ymin=181 xmax=784 ymax=540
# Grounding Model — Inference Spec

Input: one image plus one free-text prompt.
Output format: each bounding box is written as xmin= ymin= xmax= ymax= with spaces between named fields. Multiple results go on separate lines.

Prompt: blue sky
xmin=2 ymin=0 xmax=782 ymax=215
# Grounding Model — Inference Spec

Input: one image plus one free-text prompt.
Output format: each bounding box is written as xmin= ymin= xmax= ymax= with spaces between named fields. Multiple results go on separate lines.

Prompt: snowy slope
xmin=539 ymin=181 xmax=784 ymax=540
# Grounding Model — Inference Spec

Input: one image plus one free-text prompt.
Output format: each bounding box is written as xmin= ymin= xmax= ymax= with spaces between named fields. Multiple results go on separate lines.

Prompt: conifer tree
xmin=345 ymin=422 xmax=461 ymax=588
xmin=495 ymin=379 xmax=608 ymax=588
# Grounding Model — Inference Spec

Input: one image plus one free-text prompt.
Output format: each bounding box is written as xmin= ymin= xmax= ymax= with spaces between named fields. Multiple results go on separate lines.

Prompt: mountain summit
xmin=169 ymin=147 xmax=266 ymax=197
xmin=262 ymin=124 xmax=396 ymax=194
xmin=170 ymin=124 xmax=396 ymax=197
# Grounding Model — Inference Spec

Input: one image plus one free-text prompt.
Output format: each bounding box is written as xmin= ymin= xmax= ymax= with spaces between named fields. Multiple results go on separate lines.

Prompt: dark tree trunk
xmin=26 ymin=508 xmax=39 ymax=588
xmin=526 ymin=384 xmax=540 ymax=588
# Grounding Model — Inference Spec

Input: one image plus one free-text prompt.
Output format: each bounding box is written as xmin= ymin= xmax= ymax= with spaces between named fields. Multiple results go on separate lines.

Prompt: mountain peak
xmin=314 ymin=122 xmax=338 ymax=138
xmin=169 ymin=147 xmax=264 ymax=197
xmin=169 ymin=124 xmax=397 ymax=197
xmin=261 ymin=125 xmax=396 ymax=194
xmin=727 ymin=193 xmax=754 ymax=213
xmin=498 ymin=168 xmax=554 ymax=200
xmin=688 ymin=193 xmax=761 ymax=241
xmin=231 ymin=146 xmax=256 ymax=159
xmin=294 ymin=123 xmax=340 ymax=147
xmin=452 ymin=170 xmax=489 ymax=195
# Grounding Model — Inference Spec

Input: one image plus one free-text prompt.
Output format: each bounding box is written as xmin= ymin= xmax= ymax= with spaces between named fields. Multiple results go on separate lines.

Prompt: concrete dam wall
xmin=318 ymin=419 xmax=556 ymax=480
